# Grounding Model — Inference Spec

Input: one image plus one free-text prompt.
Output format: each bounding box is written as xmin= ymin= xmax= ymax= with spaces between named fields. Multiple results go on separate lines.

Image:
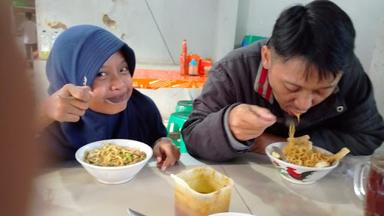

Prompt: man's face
xmin=261 ymin=46 xmax=342 ymax=116
xmin=89 ymin=51 xmax=133 ymax=114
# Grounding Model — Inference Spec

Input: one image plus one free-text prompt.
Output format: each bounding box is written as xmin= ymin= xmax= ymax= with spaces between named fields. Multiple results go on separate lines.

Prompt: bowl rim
xmin=265 ymin=141 xmax=339 ymax=171
xmin=75 ymin=139 xmax=153 ymax=170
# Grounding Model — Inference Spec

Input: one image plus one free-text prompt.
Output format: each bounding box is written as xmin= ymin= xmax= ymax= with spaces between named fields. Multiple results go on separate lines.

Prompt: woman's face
xmin=89 ymin=51 xmax=133 ymax=114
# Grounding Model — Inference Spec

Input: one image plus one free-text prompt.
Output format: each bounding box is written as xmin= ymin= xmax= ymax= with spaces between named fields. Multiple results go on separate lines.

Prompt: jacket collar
xmin=297 ymin=93 xmax=347 ymax=131
xmin=253 ymin=64 xmax=274 ymax=104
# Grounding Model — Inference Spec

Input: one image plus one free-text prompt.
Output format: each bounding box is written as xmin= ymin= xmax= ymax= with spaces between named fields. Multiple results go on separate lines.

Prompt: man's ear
xmin=261 ymin=45 xmax=272 ymax=69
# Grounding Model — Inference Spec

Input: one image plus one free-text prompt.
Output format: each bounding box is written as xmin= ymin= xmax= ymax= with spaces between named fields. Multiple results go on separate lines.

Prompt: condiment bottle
xmin=179 ymin=40 xmax=188 ymax=75
xmin=188 ymin=58 xmax=198 ymax=76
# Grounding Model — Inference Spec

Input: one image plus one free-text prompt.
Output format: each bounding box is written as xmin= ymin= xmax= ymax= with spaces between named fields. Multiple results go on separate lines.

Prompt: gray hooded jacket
xmin=182 ymin=41 xmax=384 ymax=161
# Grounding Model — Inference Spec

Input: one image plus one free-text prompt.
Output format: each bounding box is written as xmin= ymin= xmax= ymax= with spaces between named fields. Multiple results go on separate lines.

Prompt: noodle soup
xmin=265 ymin=115 xmax=349 ymax=184
xmin=75 ymin=139 xmax=153 ymax=184
xmin=85 ymin=143 xmax=146 ymax=167
xmin=283 ymin=117 xmax=349 ymax=168
xmin=266 ymin=142 xmax=339 ymax=184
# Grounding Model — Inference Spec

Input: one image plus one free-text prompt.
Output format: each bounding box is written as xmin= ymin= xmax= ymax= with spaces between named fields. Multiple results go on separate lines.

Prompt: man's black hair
xmin=268 ymin=0 xmax=355 ymax=80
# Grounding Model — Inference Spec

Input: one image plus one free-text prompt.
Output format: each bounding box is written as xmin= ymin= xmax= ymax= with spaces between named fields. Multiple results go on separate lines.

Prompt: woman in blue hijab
xmin=39 ymin=25 xmax=179 ymax=170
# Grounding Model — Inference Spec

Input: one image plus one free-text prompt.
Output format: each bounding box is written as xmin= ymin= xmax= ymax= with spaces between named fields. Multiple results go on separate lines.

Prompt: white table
xmin=30 ymin=154 xmax=366 ymax=216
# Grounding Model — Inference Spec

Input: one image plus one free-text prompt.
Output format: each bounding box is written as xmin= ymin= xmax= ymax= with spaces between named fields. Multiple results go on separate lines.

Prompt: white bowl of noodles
xmin=265 ymin=141 xmax=340 ymax=184
xmin=75 ymin=139 xmax=153 ymax=184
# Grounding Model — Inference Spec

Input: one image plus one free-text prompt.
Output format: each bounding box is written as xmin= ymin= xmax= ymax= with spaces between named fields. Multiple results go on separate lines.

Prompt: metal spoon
xmin=127 ymin=208 xmax=146 ymax=216
xmin=58 ymin=76 xmax=88 ymax=100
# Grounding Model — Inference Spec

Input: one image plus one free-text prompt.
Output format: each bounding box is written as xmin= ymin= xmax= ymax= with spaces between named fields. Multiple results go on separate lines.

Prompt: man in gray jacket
xmin=182 ymin=0 xmax=384 ymax=161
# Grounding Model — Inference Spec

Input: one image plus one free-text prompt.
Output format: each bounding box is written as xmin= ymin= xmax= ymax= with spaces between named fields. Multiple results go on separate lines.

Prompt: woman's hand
xmin=228 ymin=104 xmax=276 ymax=141
xmin=39 ymin=84 xmax=92 ymax=129
xmin=153 ymin=137 xmax=180 ymax=171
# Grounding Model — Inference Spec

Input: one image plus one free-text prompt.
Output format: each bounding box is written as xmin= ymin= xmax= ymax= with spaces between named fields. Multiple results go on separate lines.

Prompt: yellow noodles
xmin=85 ymin=143 xmax=146 ymax=167
xmin=282 ymin=114 xmax=340 ymax=167
xmin=295 ymin=113 xmax=301 ymax=123
xmin=288 ymin=118 xmax=296 ymax=138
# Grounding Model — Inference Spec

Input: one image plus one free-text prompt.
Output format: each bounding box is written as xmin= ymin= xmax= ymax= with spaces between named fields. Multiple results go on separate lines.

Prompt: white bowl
xmin=75 ymin=139 xmax=153 ymax=184
xmin=265 ymin=142 xmax=339 ymax=184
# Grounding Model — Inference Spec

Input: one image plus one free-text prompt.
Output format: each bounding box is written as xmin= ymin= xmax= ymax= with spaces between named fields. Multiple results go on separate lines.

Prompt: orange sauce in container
xmin=172 ymin=167 xmax=234 ymax=216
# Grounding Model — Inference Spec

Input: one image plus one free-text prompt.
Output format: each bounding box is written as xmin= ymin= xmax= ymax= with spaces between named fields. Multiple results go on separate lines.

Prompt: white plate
xmin=209 ymin=213 xmax=254 ymax=216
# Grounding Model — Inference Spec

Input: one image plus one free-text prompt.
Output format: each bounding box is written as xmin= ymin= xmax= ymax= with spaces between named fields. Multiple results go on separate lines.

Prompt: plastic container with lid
xmin=172 ymin=166 xmax=234 ymax=216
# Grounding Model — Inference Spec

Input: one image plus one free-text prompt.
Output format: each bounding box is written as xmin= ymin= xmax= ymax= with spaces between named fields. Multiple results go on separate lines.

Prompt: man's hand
xmin=228 ymin=104 xmax=276 ymax=141
xmin=153 ymin=137 xmax=180 ymax=171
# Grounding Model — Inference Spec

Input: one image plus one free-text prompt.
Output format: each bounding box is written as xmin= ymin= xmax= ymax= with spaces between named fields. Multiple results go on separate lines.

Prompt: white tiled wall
xmin=369 ymin=16 xmax=384 ymax=116
xmin=35 ymin=0 xmax=238 ymax=64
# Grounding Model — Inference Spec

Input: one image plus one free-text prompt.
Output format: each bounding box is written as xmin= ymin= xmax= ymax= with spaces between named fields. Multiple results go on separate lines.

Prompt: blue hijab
xmin=45 ymin=25 xmax=166 ymax=160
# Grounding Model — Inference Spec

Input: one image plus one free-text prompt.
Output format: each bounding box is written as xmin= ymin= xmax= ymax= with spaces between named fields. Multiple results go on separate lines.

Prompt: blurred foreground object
xmin=0 ymin=1 xmax=39 ymax=216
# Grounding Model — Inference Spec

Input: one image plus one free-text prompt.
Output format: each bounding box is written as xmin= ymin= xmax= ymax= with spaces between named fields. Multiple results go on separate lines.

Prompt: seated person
xmin=38 ymin=25 xmax=179 ymax=170
xmin=182 ymin=1 xmax=384 ymax=161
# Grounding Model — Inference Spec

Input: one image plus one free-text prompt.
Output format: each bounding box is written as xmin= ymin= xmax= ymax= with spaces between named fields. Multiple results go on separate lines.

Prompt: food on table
xmin=272 ymin=114 xmax=350 ymax=167
xmin=85 ymin=143 xmax=146 ymax=166
xmin=271 ymin=151 xmax=282 ymax=159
